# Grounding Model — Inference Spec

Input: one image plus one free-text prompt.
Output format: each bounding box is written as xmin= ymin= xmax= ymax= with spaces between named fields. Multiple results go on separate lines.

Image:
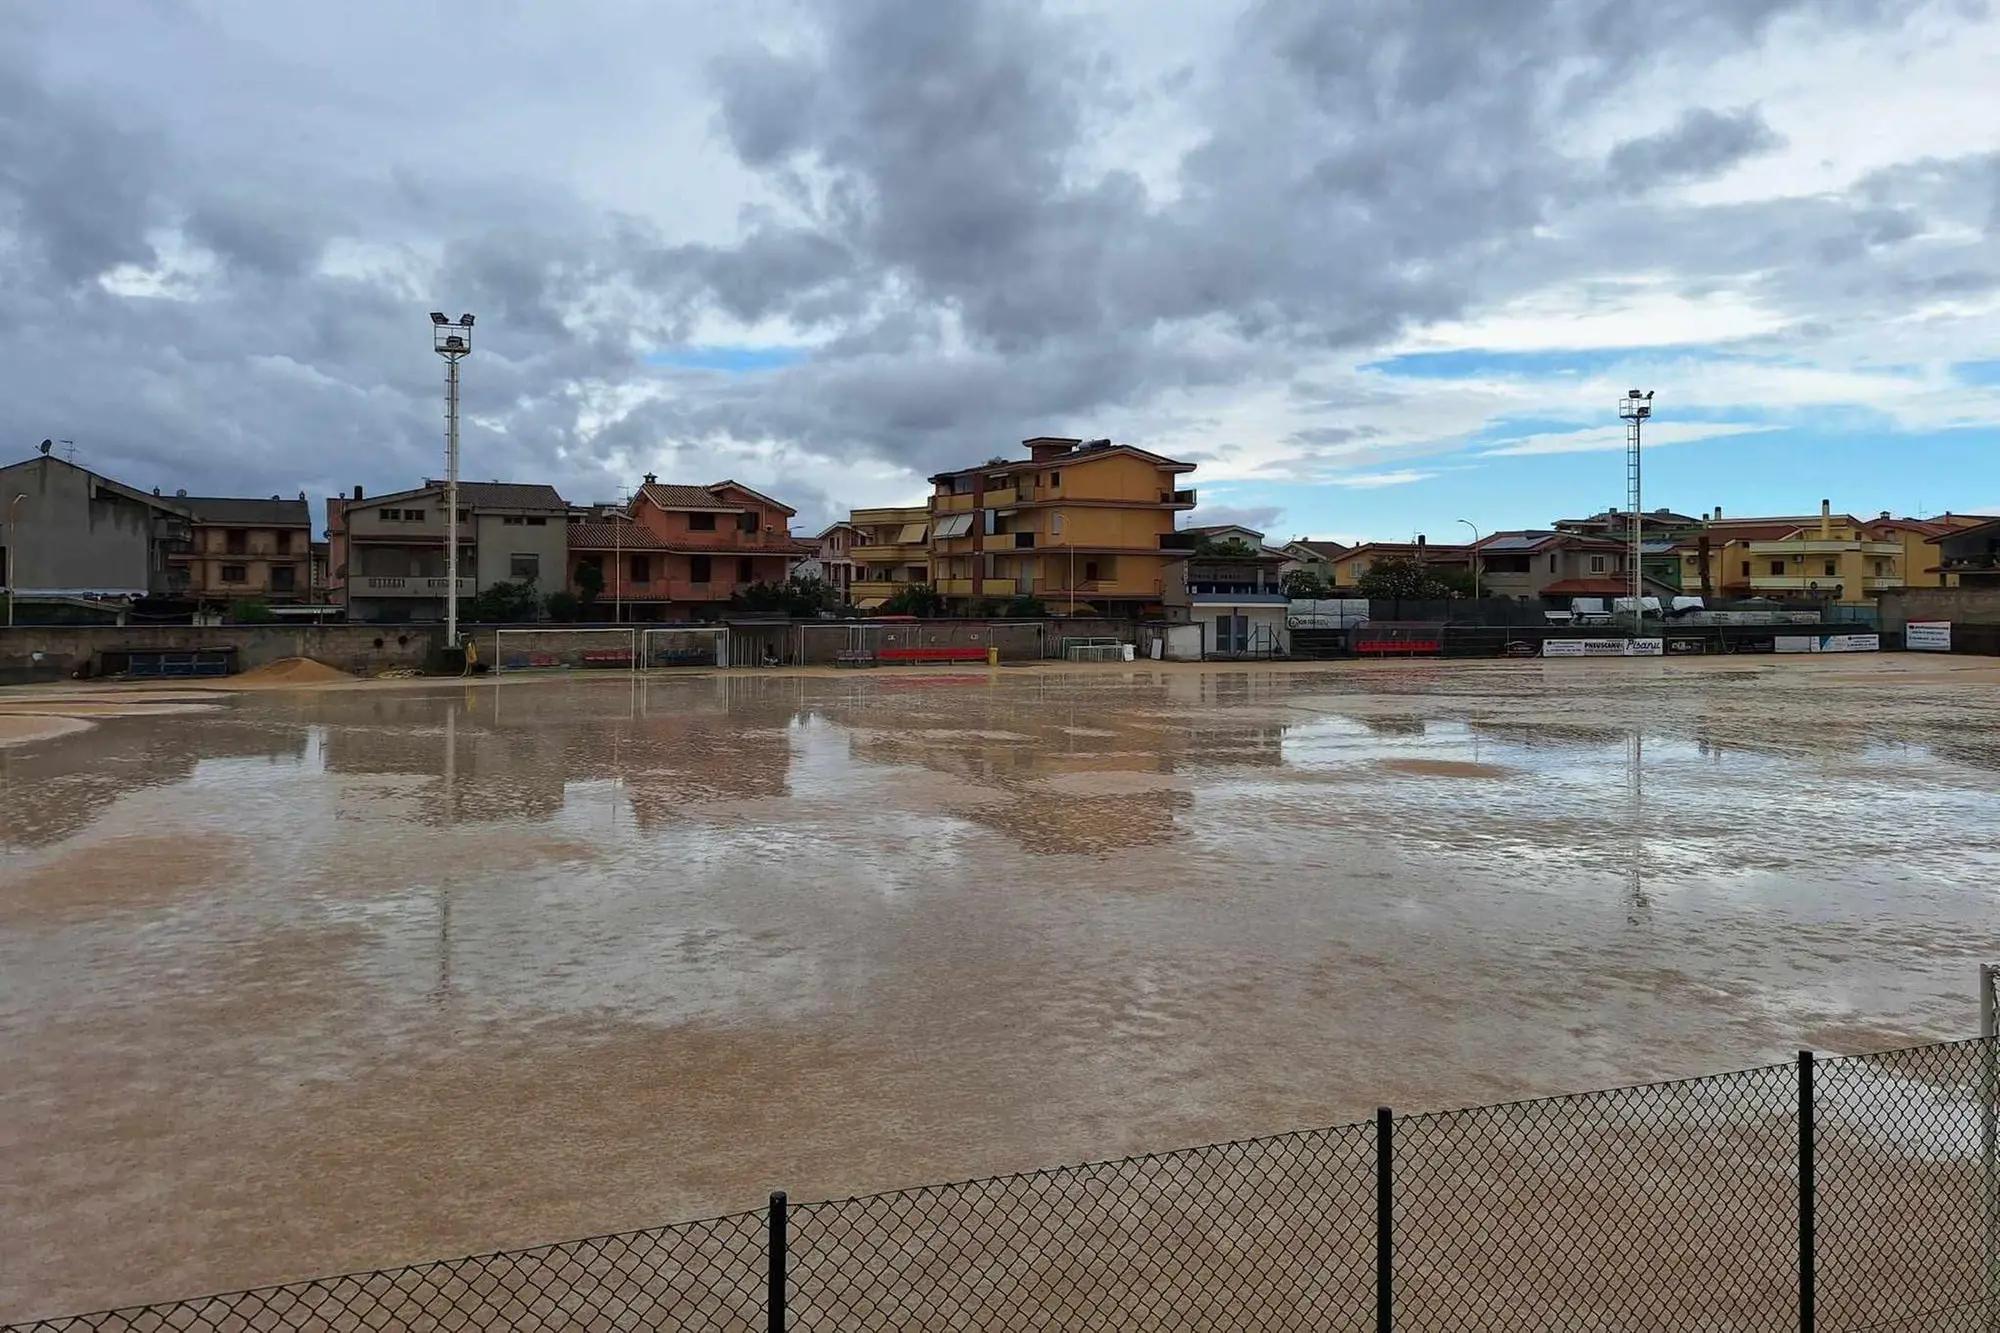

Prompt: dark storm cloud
xmin=1606 ymin=107 xmax=1785 ymax=189
xmin=0 ymin=0 xmax=1985 ymax=524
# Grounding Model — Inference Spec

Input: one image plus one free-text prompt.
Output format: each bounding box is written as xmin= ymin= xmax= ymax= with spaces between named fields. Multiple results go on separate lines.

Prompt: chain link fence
xmin=8 ymin=1038 xmax=1996 ymax=1332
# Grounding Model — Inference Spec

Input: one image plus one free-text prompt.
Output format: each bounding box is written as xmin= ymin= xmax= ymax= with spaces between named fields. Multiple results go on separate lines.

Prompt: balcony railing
xmin=850 ymin=543 xmax=930 ymax=563
xmin=358 ymin=576 xmax=474 ymax=596
xmin=1161 ymin=489 xmax=1197 ymax=507
xmin=935 ymin=578 xmax=1017 ymax=598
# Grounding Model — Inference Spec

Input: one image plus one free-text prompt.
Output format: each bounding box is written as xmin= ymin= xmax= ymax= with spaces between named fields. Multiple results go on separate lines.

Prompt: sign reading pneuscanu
xmin=1542 ymin=638 xmax=1664 ymax=658
xmin=1906 ymin=621 xmax=1952 ymax=652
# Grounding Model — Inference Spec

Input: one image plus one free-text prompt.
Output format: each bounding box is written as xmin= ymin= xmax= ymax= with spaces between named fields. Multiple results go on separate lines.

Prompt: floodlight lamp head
xmin=459 ymin=314 xmax=475 ymax=327
xmin=430 ymin=312 xmax=448 ymax=325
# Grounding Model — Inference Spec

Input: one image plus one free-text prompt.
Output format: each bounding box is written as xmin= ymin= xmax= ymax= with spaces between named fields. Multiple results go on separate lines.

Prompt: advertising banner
xmin=1818 ymin=634 xmax=1879 ymax=654
xmin=1542 ymin=638 xmax=1664 ymax=658
xmin=1906 ymin=621 xmax=1952 ymax=652
xmin=1775 ymin=636 xmax=1819 ymax=654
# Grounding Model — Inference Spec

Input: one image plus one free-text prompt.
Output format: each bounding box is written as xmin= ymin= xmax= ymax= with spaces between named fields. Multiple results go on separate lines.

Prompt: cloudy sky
xmin=4 ymin=0 xmax=1998 ymax=542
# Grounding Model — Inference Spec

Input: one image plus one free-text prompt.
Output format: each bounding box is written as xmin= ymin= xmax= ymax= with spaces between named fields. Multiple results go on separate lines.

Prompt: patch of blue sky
xmin=1361 ymin=345 xmax=1726 ymax=381
xmin=1953 ymin=360 xmax=2000 ymax=386
xmin=645 ymin=345 xmax=806 ymax=373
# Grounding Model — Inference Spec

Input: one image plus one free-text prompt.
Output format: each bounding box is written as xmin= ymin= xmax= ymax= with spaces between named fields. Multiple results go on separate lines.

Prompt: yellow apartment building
xmin=927 ymin=437 xmax=1196 ymax=613
xmin=848 ymin=505 xmax=933 ymax=609
xmin=1675 ymin=503 xmax=1902 ymax=604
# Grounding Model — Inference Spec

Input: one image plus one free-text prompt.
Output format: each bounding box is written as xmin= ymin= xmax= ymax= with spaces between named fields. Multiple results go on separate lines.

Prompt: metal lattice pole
xmin=431 ymin=313 xmax=474 ymax=648
xmin=1619 ymin=390 xmax=1654 ymax=638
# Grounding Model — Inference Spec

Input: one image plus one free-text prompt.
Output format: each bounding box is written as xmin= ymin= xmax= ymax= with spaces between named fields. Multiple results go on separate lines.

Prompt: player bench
xmin=835 ymin=648 xmax=878 ymax=668
xmin=580 ymin=649 xmax=636 ymax=668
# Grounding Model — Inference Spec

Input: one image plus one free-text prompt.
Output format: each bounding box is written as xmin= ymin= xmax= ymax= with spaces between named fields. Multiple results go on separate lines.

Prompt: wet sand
xmin=3 ymin=657 xmax=1999 ymax=1318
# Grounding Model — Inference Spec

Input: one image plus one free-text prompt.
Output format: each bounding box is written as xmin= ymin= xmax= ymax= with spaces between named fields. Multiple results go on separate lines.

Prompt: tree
xmin=464 ymin=579 xmax=540 ymax=623
xmin=1354 ymin=555 xmax=1463 ymax=600
xmin=1281 ymin=569 xmax=1334 ymax=600
xmin=574 ymin=562 xmax=605 ymax=618
xmin=1192 ymin=535 xmax=1259 ymax=558
xmin=881 ymin=583 xmax=946 ymax=617
xmin=1001 ymin=594 xmax=1048 ymax=618
xmin=732 ymin=576 xmax=842 ymax=618
xmin=228 ymin=597 xmax=277 ymax=623
xmin=543 ymin=590 xmax=582 ymax=622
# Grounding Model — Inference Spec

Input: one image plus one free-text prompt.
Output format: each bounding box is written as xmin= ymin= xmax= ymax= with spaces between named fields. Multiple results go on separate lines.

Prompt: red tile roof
xmin=638 ymin=483 xmax=738 ymax=511
xmin=567 ymin=523 xmax=668 ymax=549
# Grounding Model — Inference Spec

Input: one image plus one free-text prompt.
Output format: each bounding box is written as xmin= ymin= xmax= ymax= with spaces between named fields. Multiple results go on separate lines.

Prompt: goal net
xmin=642 ymin=626 xmax=730 ymax=670
xmin=1060 ymin=636 xmax=1128 ymax=662
xmin=492 ymin=627 xmax=637 ymax=673
xmin=798 ymin=623 xmax=882 ymax=666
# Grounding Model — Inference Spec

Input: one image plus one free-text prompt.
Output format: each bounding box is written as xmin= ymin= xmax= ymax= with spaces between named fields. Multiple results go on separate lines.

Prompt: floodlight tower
xmin=431 ymin=312 xmax=475 ymax=647
xmin=1619 ymin=388 xmax=1655 ymax=635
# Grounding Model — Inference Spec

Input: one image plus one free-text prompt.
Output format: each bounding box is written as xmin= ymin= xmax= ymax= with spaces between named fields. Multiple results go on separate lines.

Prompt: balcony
xmin=851 ymin=578 xmax=927 ymax=600
xmin=1161 ymin=489 xmax=1197 ymax=508
xmin=1051 ymin=578 xmax=1164 ymax=597
xmin=850 ymin=543 xmax=930 ymax=563
xmin=936 ymin=578 xmax=1017 ymax=598
xmin=1746 ymin=540 xmax=1904 ymax=556
xmin=357 ymin=576 xmax=473 ymax=597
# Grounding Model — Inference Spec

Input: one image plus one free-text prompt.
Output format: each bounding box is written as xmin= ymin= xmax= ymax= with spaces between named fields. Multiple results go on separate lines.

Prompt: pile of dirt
xmin=227 ymin=657 xmax=355 ymax=687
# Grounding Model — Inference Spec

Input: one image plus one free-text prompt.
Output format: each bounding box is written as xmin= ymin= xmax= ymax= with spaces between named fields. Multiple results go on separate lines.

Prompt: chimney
xmin=1820 ymin=498 xmax=1831 ymax=539
xmin=353 ymin=485 xmax=363 ymax=500
xmin=643 ymin=472 xmax=657 ymax=485
xmin=1712 ymin=506 xmax=1722 ymax=520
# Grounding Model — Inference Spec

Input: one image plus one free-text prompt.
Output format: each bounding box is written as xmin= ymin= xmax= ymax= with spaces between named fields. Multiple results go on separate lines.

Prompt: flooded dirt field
xmin=4 ymin=657 xmax=1999 ymax=1318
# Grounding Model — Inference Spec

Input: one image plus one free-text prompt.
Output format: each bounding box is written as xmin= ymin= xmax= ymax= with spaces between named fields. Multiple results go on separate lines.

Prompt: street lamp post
xmin=1457 ymin=519 xmax=1481 ymax=599
xmin=430 ymin=312 xmax=475 ymax=647
xmin=5 ymin=492 xmax=25 ymax=628
xmin=1619 ymin=389 xmax=1655 ymax=637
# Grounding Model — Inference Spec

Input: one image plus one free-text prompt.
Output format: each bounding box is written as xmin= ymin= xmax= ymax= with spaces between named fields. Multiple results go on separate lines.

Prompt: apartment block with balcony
xmin=926 ymin=436 xmax=1196 ymax=614
xmin=848 ymin=505 xmax=933 ymax=609
xmin=1928 ymin=516 xmax=2000 ymax=587
xmin=1672 ymin=503 xmax=1903 ymax=604
xmin=565 ymin=477 xmax=814 ymax=620
xmin=174 ymin=495 xmax=313 ymax=605
xmin=1473 ymin=531 xmax=1668 ymax=603
xmin=327 ymin=480 xmax=570 ymax=622
xmin=1163 ymin=546 xmax=1291 ymax=656
xmin=799 ymin=521 xmax=861 ymax=598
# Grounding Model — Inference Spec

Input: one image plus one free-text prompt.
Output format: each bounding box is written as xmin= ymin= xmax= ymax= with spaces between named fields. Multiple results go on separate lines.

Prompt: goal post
xmin=641 ymin=626 xmax=730 ymax=671
xmin=492 ymin=627 xmax=637 ymax=673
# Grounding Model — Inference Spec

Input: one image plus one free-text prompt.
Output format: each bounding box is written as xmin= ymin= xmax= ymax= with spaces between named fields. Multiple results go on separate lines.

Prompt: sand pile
xmin=228 ymin=657 xmax=354 ymax=687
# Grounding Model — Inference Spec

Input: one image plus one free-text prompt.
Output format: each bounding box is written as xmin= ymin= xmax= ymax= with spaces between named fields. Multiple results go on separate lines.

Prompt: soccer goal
xmin=798 ymin=622 xmax=882 ymax=667
xmin=641 ymin=626 xmax=730 ymax=670
xmin=492 ymin=627 xmax=638 ymax=673
xmin=1060 ymin=636 xmax=1128 ymax=662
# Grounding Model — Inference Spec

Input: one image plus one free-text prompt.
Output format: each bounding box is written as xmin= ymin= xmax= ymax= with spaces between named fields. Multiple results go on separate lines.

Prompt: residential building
xmin=1927 ymin=517 xmax=2000 ymax=587
xmin=1164 ymin=546 xmax=1291 ymax=656
xmin=1553 ymin=509 xmax=1706 ymax=591
xmin=327 ymin=479 xmax=570 ymax=622
xmin=1864 ymin=512 xmax=1987 ymax=589
xmin=0 ymin=449 xmax=192 ymax=605
xmin=799 ymin=521 xmax=861 ymax=598
xmin=1672 ymin=503 xmax=1902 ymax=605
xmin=927 ymin=436 xmax=1196 ymax=614
xmin=1326 ymin=541 xmax=1474 ymax=589
xmin=565 ymin=477 xmax=813 ymax=620
xmin=1473 ymin=530 xmax=1659 ymax=603
xmin=1178 ymin=523 xmax=1268 ymax=551
xmin=174 ymin=494 xmax=313 ymax=605
xmin=848 ymin=505 xmax=933 ymax=610
xmin=1278 ymin=539 xmax=1350 ymax=585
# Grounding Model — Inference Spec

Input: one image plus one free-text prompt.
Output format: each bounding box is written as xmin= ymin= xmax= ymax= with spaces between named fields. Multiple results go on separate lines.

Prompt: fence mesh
xmin=8 ymin=1039 xmax=1998 ymax=1333
xmin=789 ymin=1123 xmax=1374 ymax=1331
xmin=1395 ymin=1061 xmax=1800 ymax=1329
xmin=5 ymin=1210 xmax=768 ymax=1333
xmin=1817 ymin=1037 xmax=1998 ymax=1332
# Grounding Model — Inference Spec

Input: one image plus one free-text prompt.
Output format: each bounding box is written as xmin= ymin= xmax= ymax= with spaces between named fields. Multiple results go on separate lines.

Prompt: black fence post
xmin=1799 ymin=1052 xmax=1816 ymax=1332
xmin=1377 ymin=1106 xmax=1394 ymax=1333
xmin=768 ymin=1190 xmax=788 ymax=1333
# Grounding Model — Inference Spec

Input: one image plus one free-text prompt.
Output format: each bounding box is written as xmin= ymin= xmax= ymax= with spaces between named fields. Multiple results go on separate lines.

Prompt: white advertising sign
xmin=1906 ymin=621 xmax=1952 ymax=652
xmin=1543 ymin=638 xmax=1664 ymax=658
xmin=1818 ymin=634 xmax=1879 ymax=654
xmin=1774 ymin=636 xmax=1820 ymax=654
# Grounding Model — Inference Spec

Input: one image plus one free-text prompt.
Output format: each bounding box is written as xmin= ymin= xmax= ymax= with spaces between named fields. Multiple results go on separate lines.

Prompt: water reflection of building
xmin=1 ymin=716 xmax=308 ymax=849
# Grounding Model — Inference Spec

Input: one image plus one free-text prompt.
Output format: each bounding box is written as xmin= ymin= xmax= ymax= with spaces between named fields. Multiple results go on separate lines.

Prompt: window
xmin=1215 ymin=613 xmax=1249 ymax=654
xmin=1824 ymin=560 xmax=1838 ymax=577
xmin=221 ymin=563 xmax=247 ymax=583
xmin=503 ymin=516 xmax=525 ymax=526
xmin=629 ymin=554 xmax=651 ymax=583
xmin=1741 ymin=561 xmax=1752 ymax=577
xmin=1589 ymin=555 xmax=1607 ymax=574
xmin=738 ymin=511 xmax=758 ymax=534
xmin=689 ymin=512 xmax=717 ymax=531
xmin=404 ymin=508 xmax=426 ymax=521
xmin=689 ymin=554 xmax=711 ymax=583
xmin=378 ymin=508 xmax=400 ymax=521
xmin=510 ymin=553 xmax=540 ymax=581
xmin=1770 ymin=560 xmax=1787 ymax=576
xmin=527 ymin=516 xmax=546 ymax=526
xmin=1048 ymin=470 xmax=1061 ymax=487
xmin=952 ymin=475 xmax=975 ymax=494
xmin=1084 ymin=560 xmax=1100 ymax=582
xmin=1873 ymin=560 xmax=1886 ymax=577
xmin=270 ymin=566 xmax=296 ymax=593
xmin=457 ymin=509 xmax=470 ymax=523
xmin=738 ymin=556 xmax=754 ymax=583
xmin=225 ymin=530 xmax=247 ymax=555
xmin=278 ymin=532 xmax=294 ymax=554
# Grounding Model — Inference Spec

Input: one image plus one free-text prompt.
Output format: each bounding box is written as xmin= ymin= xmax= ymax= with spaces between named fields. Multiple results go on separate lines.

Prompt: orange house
xmin=566 ymin=477 xmax=814 ymax=620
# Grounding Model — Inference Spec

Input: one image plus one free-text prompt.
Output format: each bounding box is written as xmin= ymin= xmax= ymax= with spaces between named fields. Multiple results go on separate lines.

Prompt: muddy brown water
xmin=3 ymin=660 xmax=1999 ymax=1318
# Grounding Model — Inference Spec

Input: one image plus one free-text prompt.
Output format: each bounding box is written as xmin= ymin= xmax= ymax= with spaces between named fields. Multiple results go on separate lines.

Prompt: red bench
xmin=877 ymin=646 xmax=989 ymax=663
xmin=581 ymin=649 xmax=635 ymax=667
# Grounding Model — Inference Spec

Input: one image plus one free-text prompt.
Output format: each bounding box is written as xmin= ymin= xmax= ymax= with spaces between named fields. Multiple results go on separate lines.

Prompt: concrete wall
xmin=473 ymin=513 xmax=567 ymax=591
xmin=0 ymin=457 xmax=164 ymax=594
xmin=0 ymin=624 xmax=440 ymax=683
xmin=1876 ymin=587 xmax=2000 ymax=632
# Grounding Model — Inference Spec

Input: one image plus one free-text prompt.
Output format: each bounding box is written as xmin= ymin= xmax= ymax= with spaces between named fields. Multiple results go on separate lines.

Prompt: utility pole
xmin=430 ymin=313 xmax=475 ymax=647
xmin=1619 ymin=389 xmax=1654 ymax=637
xmin=1457 ymin=519 xmax=1481 ymax=599
xmin=5 ymin=492 xmax=25 ymax=627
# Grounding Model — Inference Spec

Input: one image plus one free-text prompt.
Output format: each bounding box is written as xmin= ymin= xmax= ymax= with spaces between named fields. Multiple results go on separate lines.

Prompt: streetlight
xmin=1618 ymin=388 xmax=1655 ymax=637
xmin=5 ymin=492 xmax=25 ymax=627
xmin=430 ymin=312 xmax=474 ymax=647
xmin=1457 ymin=519 xmax=1481 ymax=599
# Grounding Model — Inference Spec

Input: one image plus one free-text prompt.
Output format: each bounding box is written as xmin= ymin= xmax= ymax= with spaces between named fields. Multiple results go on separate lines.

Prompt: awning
xmin=855 ymin=597 xmax=887 ymax=609
xmin=895 ymin=523 xmax=929 ymax=544
xmin=933 ymin=513 xmax=974 ymax=539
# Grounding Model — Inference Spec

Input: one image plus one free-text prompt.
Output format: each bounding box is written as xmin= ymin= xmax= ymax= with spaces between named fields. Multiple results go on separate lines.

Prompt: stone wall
xmin=0 ymin=624 xmax=441 ymax=684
